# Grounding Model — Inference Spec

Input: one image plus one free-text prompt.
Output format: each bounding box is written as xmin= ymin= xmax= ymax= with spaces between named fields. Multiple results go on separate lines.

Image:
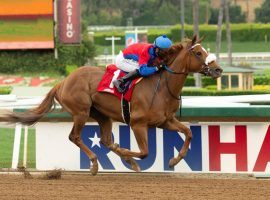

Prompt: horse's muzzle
xmin=209 ymin=67 xmax=223 ymax=79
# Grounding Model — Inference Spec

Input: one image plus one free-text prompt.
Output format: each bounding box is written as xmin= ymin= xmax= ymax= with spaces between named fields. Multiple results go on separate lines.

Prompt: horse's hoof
xmin=90 ymin=163 xmax=98 ymax=176
xmin=169 ymin=158 xmax=178 ymax=168
xmin=124 ymin=157 xmax=141 ymax=172
xmin=129 ymin=158 xmax=141 ymax=172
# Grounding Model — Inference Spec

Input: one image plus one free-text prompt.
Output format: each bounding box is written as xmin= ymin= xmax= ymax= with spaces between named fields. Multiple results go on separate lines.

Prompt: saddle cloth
xmin=97 ymin=64 xmax=141 ymax=102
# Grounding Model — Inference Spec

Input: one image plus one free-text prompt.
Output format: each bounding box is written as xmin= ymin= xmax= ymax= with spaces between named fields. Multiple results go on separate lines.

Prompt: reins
xmin=149 ymin=72 xmax=163 ymax=109
xmin=165 ymin=74 xmax=183 ymax=100
xmin=164 ymin=65 xmax=188 ymax=75
xmin=162 ymin=48 xmax=190 ymax=100
xmin=150 ymin=41 xmax=211 ymax=111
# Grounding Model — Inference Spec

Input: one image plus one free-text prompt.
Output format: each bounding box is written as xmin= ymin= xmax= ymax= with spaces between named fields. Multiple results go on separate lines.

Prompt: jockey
xmin=113 ymin=35 xmax=172 ymax=93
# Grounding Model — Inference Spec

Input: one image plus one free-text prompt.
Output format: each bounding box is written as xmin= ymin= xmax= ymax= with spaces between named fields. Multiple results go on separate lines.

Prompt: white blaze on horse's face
xmin=189 ymin=43 xmax=222 ymax=78
xmin=190 ymin=43 xmax=217 ymax=66
xmin=205 ymin=53 xmax=217 ymax=65
xmin=200 ymin=46 xmax=217 ymax=65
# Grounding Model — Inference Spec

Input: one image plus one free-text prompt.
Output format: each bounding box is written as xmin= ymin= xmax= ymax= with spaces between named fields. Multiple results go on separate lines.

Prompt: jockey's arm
xmin=138 ymin=64 xmax=159 ymax=76
xmin=138 ymin=48 xmax=160 ymax=77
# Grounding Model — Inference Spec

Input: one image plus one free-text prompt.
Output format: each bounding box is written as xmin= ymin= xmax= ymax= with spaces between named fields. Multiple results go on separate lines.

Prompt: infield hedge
xmin=0 ymin=37 xmax=95 ymax=75
xmin=0 ymin=86 xmax=12 ymax=94
xmin=184 ymin=76 xmax=216 ymax=87
xmin=182 ymin=89 xmax=270 ymax=96
xmin=185 ymin=74 xmax=270 ymax=87
xmin=94 ymin=23 xmax=270 ymax=45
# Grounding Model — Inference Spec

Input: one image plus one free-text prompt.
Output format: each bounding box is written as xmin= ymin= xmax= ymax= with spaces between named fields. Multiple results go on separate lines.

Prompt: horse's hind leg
xmin=90 ymin=108 xmax=140 ymax=172
xmin=110 ymin=123 xmax=149 ymax=167
xmin=90 ymin=108 xmax=112 ymax=147
xmin=69 ymin=114 xmax=98 ymax=175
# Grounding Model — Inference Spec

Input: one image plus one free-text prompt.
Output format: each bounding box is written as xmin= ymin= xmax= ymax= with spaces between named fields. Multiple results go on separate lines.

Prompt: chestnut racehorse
xmin=0 ymin=35 xmax=222 ymax=175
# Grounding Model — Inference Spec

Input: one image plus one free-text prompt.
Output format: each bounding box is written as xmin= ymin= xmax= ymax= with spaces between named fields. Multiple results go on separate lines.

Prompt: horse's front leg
xmin=161 ymin=117 xmax=193 ymax=168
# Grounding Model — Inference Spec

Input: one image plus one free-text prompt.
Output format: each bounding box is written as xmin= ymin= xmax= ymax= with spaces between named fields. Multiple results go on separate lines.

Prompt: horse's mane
xmin=168 ymin=43 xmax=183 ymax=54
xmin=168 ymin=39 xmax=191 ymax=54
xmin=165 ymin=39 xmax=191 ymax=65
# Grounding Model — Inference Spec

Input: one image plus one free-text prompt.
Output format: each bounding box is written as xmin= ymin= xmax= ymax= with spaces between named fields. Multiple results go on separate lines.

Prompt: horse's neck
xmin=162 ymin=54 xmax=188 ymax=99
xmin=162 ymin=71 xmax=187 ymax=99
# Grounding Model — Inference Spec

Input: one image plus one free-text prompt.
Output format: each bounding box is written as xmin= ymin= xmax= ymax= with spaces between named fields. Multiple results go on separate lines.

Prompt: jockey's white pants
xmin=115 ymin=51 xmax=139 ymax=72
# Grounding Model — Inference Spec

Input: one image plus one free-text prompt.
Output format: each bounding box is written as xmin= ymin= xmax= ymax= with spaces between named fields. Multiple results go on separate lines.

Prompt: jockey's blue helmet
xmin=154 ymin=35 xmax=172 ymax=49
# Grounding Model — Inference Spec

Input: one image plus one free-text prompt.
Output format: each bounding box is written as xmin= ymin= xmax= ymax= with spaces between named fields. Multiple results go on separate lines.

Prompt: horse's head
xmin=185 ymin=35 xmax=223 ymax=78
xmin=165 ymin=35 xmax=223 ymax=79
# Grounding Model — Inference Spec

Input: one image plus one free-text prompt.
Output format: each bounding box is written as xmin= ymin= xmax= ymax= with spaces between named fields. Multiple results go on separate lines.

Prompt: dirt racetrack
xmin=0 ymin=172 xmax=270 ymax=200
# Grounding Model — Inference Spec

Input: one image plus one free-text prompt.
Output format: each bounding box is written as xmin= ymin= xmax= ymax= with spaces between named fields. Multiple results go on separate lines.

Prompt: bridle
xmin=164 ymin=43 xmax=216 ymax=76
xmin=187 ymin=43 xmax=217 ymax=76
xmin=162 ymin=43 xmax=217 ymax=100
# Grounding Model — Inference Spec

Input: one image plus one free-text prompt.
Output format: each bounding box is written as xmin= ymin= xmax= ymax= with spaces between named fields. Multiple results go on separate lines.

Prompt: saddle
xmin=97 ymin=64 xmax=141 ymax=101
xmin=97 ymin=64 xmax=142 ymax=124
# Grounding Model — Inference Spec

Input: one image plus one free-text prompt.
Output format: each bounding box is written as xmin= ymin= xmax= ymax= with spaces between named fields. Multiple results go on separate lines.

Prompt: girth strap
xmin=121 ymin=96 xmax=130 ymax=124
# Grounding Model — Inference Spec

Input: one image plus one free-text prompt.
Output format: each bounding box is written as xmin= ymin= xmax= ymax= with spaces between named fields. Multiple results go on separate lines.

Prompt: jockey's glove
xmin=156 ymin=65 xmax=164 ymax=72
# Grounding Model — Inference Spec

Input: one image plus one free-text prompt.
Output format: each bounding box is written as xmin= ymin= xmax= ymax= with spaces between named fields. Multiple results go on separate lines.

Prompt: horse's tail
xmin=0 ymin=83 xmax=61 ymax=126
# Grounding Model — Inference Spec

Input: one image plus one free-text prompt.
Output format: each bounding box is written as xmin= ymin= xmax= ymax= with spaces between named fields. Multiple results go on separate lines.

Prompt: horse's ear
xmin=197 ymin=35 xmax=206 ymax=44
xmin=191 ymin=35 xmax=197 ymax=45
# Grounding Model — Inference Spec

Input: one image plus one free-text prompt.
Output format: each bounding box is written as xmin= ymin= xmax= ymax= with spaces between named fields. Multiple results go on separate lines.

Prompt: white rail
xmin=1 ymin=93 xmax=270 ymax=169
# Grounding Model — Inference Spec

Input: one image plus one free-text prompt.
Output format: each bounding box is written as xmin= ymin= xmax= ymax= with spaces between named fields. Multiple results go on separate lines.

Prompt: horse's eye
xmin=196 ymin=51 xmax=202 ymax=56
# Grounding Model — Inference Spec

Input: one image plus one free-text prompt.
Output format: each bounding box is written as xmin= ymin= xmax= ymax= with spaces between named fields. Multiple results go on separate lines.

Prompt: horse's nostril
xmin=215 ymin=68 xmax=223 ymax=73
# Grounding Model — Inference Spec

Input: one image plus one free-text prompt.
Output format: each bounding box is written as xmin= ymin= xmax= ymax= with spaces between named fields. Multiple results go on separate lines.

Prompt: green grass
xmin=0 ymin=127 xmax=36 ymax=168
xmin=0 ymin=128 xmax=14 ymax=168
xmin=0 ymin=18 xmax=53 ymax=41
xmin=203 ymin=41 xmax=270 ymax=53
xmin=96 ymin=41 xmax=270 ymax=55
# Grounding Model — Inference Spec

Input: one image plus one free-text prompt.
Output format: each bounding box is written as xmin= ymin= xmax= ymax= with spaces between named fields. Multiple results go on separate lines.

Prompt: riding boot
xmin=113 ymin=69 xmax=141 ymax=93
